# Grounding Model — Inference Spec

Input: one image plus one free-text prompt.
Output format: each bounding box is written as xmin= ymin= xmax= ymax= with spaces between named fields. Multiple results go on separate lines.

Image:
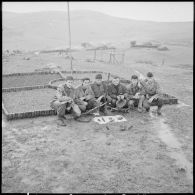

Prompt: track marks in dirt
xmin=148 ymin=111 xmax=193 ymax=185
xmin=2 ymin=111 xmax=193 ymax=193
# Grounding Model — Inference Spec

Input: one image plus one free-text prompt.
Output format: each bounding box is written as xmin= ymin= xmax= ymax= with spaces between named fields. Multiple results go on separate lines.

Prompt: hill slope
xmin=2 ymin=10 xmax=193 ymax=50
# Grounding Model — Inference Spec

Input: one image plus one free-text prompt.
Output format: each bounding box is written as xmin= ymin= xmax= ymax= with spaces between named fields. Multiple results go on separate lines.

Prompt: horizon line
xmin=3 ymin=10 xmax=193 ymax=23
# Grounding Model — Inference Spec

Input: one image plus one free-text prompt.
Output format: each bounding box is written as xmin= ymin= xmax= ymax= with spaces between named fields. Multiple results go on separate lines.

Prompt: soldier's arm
xmin=85 ymin=87 xmax=95 ymax=100
xmin=139 ymin=85 xmax=147 ymax=96
xmin=123 ymin=85 xmax=128 ymax=99
xmin=126 ymin=85 xmax=134 ymax=99
xmin=56 ymin=85 xmax=71 ymax=102
xmin=74 ymin=87 xmax=83 ymax=102
xmin=108 ymin=85 xmax=117 ymax=99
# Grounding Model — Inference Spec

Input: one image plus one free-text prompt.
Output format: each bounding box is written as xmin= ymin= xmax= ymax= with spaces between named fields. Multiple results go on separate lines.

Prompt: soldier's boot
xmin=56 ymin=103 xmax=67 ymax=126
xmin=142 ymin=97 xmax=150 ymax=113
xmin=157 ymin=106 xmax=162 ymax=115
xmin=157 ymin=98 xmax=163 ymax=115
xmin=57 ymin=116 xmax=67 ymax=126
xmin=128 ymin=100 xmax=135 ymax=110
xmin=100 ymin=105 xmax=109 ymax=116
xmin=138 ymin=96 xmax=145 ymax=113
xmin=146 ymin=107 xmax=150 ymax=112
xmin=72 ymin=104 xmax=82 ymax=120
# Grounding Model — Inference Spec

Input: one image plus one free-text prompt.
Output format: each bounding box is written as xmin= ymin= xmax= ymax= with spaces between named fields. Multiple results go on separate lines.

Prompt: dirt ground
xmin=2 ymin=45 xmax=193 ymax=193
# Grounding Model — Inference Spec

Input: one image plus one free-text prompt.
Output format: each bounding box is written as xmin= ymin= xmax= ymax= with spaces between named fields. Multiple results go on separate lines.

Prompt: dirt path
xmin=2 ymin=107 xmax=193 ymax=193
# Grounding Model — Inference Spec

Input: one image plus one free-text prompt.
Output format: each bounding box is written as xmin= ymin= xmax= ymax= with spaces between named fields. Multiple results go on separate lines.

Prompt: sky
xmin=2 ymin=1 xmax=194 ymax=22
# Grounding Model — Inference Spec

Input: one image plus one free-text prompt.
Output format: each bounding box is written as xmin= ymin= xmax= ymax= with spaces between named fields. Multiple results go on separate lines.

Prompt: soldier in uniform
xmin=74 ymin=77 xmax=97 ymax=112
xmin=139 ymin=72 xmax=163 ymax=115
xmin=91 ymin=74 xmax=108 ymax=115
xmin=107 ymin=76 xmax=128 ymax=108
xmin=126 ymin=75 xmax=143 ymax=110
xmin=50 ymin=76 xmax=81 ymax=126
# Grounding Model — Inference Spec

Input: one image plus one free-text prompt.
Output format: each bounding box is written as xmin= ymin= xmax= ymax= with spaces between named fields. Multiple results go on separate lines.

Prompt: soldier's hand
xmin=120 ymin=95 xmax=124 ymax=100
xmin=148 ymin=98 xmax=153 ymax=103
xmin=134 ymin=93 xmax=140 ymax=99
xmin=83 ymin=101 xmax=88 ymax=106
xmin=153 ymin=94 xmax=158 ymax=100
xmin=97 ymin=95 xmax=104 ymax=103
xmin=117 ymin=96 xmax=121 ymax=100
xmin=80 ymin=97 xmax=86 ymax=101
xmin=67 ymin=97 xmax=73 ymax=103
xmin=148 ymin=95 xmax=157 ymax=103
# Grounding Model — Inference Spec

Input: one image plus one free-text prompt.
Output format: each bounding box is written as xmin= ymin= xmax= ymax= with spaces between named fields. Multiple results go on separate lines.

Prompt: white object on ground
xmin=42 ymin=126 xmax=49 ymax=130
xmin=2 ymin=120 xmax=6 ymax=128
xmin=93 ymin=115 xmax=127 ymax=124
xmin=93 ymin=112 xmax=100 ymax=116
xmin=176 ymin=101 xmax=191 ymax=108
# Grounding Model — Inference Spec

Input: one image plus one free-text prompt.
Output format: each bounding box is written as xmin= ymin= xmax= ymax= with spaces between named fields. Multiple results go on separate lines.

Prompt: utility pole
xmin=67 ymin=1 xmax=73 ymax=74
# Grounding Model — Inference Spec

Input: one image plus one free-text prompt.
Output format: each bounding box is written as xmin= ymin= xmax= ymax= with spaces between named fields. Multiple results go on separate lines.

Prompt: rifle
xmin=105 ymin=73 xmax=111 ymax=98
xmin=81 ymin=102 xmax=107 ymax=115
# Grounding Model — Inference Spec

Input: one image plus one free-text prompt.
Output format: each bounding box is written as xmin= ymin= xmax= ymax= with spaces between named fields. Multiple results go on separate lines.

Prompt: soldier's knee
xmin=140 ymin=95 xmax=145 ymax=101
xmin=73 ymin=105 xmax=81 ymax=117
xmin=128 ymin=100 xmax=134 ymax=106
xmin=79 ymin=104 xmax=87 ymax=112
xmin=112 ymin=99 xmax=117 ymax=106
xmin=107 ymin=96 xmax=112 ymax=103
xmin=143 ymin=100 xmax=150 ymax=109
xmin=88 ymin=100 xmax=98 ymax=109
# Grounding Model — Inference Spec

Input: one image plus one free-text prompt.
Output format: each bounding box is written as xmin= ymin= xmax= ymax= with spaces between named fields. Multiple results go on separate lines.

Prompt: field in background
xmin=3 ymin=11 xmax=193 ymax=50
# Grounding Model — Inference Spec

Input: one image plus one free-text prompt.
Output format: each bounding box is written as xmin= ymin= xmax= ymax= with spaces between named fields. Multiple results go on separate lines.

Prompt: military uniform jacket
xmin=74 ymin=85 xmax=95 ymax=104
xmin=91 ymin=82 xmax=107 ymax=98
xmin=140 ymin=79 xmax=161 ymax=96
xmin=107 ymin=83 xmax=128 ymax=99
xmin=52 ymin=84 xmax=76 ymax=102
xmin=126 ymin=82 xmax=141 ymax=100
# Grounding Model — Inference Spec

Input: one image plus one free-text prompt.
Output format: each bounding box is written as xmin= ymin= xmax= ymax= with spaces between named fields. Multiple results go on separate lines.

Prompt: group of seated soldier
xmin=50 ymin=72 xmax=163 ymax=126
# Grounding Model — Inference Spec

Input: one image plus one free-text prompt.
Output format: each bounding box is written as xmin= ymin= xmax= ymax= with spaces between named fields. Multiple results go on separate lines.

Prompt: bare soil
xmin=2 ymin=73 xmax=61 ymax=88
xmin=3 ymin=88 xmax=55 ymax=113
xmin=2 ymin=45 xmax=193 ymax=193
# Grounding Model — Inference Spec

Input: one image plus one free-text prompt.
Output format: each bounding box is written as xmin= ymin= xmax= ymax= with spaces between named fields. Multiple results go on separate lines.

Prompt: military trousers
xmin=76 ymin=99 xmax=98 ymax=112
xmin=50 ymin=100 xmax=81 ymax=118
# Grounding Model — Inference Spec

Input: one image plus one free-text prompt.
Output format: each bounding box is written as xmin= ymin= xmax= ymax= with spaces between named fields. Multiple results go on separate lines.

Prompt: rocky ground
xmin=2 ymin=45 xmax=193 ymax=193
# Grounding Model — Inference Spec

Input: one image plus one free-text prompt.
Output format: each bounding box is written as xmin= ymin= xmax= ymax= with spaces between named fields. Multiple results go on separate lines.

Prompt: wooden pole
xmin=67 ymin=2 xmax=73 ymax=74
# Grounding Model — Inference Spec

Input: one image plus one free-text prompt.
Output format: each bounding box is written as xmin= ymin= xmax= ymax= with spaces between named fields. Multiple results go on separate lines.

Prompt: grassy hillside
xmin=2 ymin=10 xmax=193 ymax=50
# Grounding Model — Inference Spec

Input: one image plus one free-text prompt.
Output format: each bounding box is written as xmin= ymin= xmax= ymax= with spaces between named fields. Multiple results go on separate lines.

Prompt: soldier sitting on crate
xmin=74 ymin=77 xmax=97 ymax=112
xmin=91 ymin=74 xmax=108 ymax=115
xmin=139 ymin=72 xmax=163 ymax=115
xmin=126 ymin=75 xmax=143 ymax=110
xmin=107 ymin=76 xmax=128 ymax=109
xmin=50 ymin=76 xmax=82 ymax=126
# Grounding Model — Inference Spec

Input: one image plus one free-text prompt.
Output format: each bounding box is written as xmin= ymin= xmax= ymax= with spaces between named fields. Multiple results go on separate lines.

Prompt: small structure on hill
xmin=81 ymin=42 xmax=94 ymax=49
xmin=86 ymin=44 xmax=125 ymax=64
xmin=157 ymin=46 xmax=169 ymax=51
xmin=130 ymin=41 xmax=161 ymax=49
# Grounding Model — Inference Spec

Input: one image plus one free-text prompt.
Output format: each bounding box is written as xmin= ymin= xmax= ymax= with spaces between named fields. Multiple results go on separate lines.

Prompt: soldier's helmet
xmin=95 ymin=74 xmax=102 ymax=79
xmin=66 ymin=76 xmax=74 ymax=81
xmin=147 ymin=72 xmax=153 ymax=78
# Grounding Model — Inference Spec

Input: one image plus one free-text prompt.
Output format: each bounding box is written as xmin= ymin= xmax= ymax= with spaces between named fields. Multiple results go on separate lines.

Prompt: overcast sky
xmin=2 ymin=2 xmax=193 ymax=22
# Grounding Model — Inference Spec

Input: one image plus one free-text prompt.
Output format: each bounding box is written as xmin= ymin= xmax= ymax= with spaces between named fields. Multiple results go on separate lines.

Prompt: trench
xmin=149 ymin=107 xmax=193 ymax=183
